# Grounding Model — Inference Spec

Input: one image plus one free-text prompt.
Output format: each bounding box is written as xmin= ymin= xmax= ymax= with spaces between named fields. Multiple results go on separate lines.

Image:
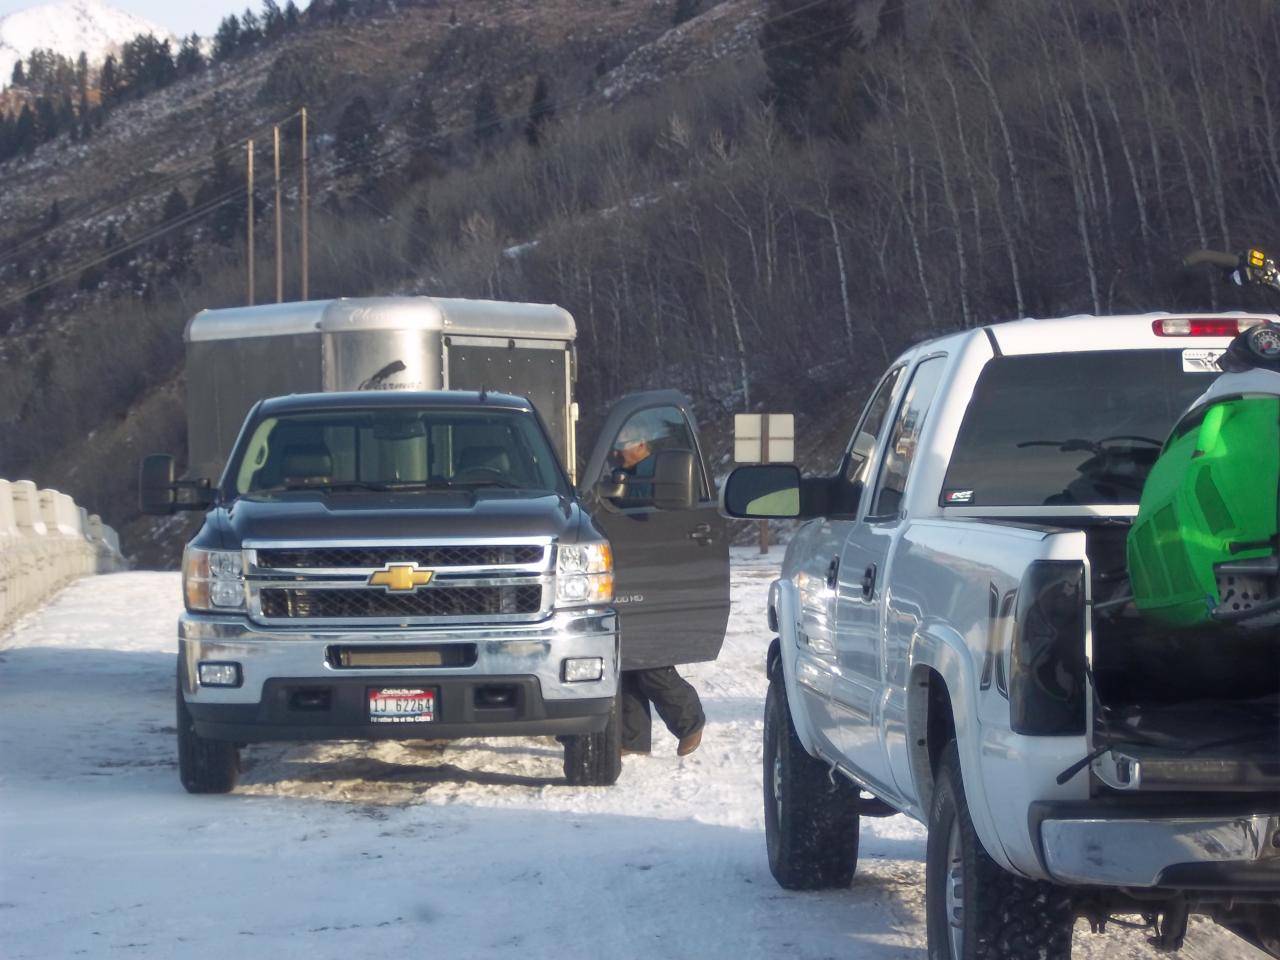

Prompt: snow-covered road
xmin=0 ymin=551 xmax=1262 ymax=959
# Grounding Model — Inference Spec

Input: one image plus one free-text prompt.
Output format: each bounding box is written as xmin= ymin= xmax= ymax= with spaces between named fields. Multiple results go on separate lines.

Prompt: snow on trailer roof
xmin=185 ymin=297 xmax=577 ymax=343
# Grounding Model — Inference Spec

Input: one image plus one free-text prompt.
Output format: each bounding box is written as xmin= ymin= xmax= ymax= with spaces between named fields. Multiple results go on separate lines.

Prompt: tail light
xmin=1009 ymin=561 xmax=1087 ymax=736
xmin=1152 ymin=317 xmax=1266 ymax=337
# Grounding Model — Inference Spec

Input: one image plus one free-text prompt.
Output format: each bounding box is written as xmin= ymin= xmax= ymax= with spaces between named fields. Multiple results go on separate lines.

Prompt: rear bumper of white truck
xmin=1033 ymin=802 xmax=1280 ymax=890
xmin=177 ymin=609 xmax=619 ymax=742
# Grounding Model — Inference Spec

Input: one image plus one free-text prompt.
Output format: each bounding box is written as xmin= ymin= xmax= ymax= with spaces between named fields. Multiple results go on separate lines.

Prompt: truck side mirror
xmin=722 ymin=464 xmax=804 ymax=519
xmin=139 ymin=454 xmax=214 ymax=514
xmin=652 ymin=449 xmax=697 ymax=511
xmin=139 ymin=454 xmax=177 ymax=515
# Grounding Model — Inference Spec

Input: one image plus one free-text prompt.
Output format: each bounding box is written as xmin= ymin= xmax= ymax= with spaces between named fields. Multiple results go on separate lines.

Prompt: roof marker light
xmin=1153 ymin=318 xmax=1266 ymax=337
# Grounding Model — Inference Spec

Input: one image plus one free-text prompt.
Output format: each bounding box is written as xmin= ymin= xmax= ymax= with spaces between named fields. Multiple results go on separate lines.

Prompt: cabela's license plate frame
xmin=368 ymin=686 xmax=437 ymax=723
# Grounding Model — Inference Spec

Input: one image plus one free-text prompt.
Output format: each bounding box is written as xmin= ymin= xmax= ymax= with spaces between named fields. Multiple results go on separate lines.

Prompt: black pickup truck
xmin=142 ymin=389 xmax=730 ymax=793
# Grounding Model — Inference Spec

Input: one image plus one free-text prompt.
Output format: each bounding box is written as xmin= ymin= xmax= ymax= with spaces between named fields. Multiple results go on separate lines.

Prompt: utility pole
xmin=246 ymin=138 xmax=255 ymax=306
xmin=300 ymin=107 xmax=309 ymax=301
xmin=274 ymin=123 xmax=283 ymax=303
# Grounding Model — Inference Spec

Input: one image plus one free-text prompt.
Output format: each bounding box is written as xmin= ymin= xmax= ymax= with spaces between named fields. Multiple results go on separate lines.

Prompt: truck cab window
xmin=604 ymin=406 xmax=704 ymax=508
xmin=869 ymin=356 xmax=946 ymax=519
xmin=233 ymin=408 xmax=567 ymax=496
xmin=842 ymin=366 xmax=905 ymax=488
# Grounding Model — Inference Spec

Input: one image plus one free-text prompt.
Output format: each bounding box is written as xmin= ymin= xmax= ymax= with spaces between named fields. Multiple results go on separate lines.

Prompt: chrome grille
xmin=256 ymin=544 xmax=544 ymax=570
xmin=245 ymin=539 xmax=554 ymax=625
xmin=260 ymin=585 xmax=543 ymax=619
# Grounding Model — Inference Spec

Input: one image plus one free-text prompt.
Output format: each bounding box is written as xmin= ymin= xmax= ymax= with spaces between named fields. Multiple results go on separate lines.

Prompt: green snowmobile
xmin=1128 ymin=248 xmax=1280 ymax=629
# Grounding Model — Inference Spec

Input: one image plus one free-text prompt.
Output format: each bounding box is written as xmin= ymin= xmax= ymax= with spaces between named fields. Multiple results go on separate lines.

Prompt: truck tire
xmin=176 ymin=667 xmax=239 ymax=795
xmin=926 ymin=741 xmax=1073 ymax=960
xmin=562 ymin=693 xmax=622 ymax=786
xmin=763 ymin=667 xmax=860 ymax=889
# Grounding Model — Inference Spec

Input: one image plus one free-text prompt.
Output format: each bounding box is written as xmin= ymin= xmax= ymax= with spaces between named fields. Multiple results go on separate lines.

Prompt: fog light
xmin=562 ymin=657 xmax=604 ymax=683
xmin=197 ymin=662 xmax=242 ymax=687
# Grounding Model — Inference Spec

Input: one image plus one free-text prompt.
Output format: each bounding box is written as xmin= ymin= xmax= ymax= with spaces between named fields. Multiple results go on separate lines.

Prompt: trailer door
xmin=580 ymin=390 xmax=730 ymax=670
xmin=445 ymin=336 xmax=572 ymax=471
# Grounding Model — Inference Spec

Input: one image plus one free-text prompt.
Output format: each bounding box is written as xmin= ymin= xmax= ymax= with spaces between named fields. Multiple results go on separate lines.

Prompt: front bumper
xmin=178 ymin=608 xmax=618 ymax=742
xmin=1034 ymin=802 xmax=1280 ymax=889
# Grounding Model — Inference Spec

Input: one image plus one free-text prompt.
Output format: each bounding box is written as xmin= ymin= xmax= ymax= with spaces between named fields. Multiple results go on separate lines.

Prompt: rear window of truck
xmin=942 ymin=350 xmax=1211 ymax=507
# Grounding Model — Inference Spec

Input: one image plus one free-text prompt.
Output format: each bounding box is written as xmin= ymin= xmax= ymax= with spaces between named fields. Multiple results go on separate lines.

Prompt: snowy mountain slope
xmin=0 ymin=0 xmax=171 ymax=87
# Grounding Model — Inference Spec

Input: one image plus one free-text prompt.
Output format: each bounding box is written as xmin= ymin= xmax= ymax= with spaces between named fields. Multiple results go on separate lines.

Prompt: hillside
xmin=2 ymin=0 xmax=1280 ymax=567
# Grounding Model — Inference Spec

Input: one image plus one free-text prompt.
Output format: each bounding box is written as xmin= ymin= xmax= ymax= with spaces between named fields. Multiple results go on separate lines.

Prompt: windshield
xmin=228 ymin=407 xmax=568 ymax=497
xmin=943 ymin=351 xmax=1212 ymax=507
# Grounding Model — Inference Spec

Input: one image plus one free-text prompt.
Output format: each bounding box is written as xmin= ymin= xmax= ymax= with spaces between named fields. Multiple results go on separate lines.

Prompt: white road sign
xmin=734 ymin=413 xmax=794 ymax=463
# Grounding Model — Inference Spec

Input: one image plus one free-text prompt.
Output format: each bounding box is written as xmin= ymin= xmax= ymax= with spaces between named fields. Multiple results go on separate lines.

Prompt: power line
xmin=2 ymin=1 xmax=856 ymax=309
xmin=0 ymin=109 xmax=304 ymax=266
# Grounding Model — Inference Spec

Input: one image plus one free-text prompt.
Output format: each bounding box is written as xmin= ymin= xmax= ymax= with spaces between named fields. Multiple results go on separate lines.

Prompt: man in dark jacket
xmin=608 ymin=418 xmax=706 ymax=757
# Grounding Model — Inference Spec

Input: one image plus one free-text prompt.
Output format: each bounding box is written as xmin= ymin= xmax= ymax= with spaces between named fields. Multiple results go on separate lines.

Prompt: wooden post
xmin=759 ymin=414 xmax=770 ymax=555
xmin=246 ymin=138 xmax=254 ymax=306
xmin=300 ymin=107 xmax=309 ymax=301
xmin=274 ymin=124 xmax=283 ymax=304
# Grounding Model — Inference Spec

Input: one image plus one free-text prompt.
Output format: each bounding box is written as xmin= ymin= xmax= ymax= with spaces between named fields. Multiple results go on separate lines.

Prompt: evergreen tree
xmin=155 ymin=187 xmax=190 ymax=262
xmin=77 ymin=92 xmax=92 ymax=141
xmin=524 ymin=74 xmax=554 ymax=147
xmin=263 ymin=0 xmax=285 ymax=38
xmin=75 ymin=51 xmax=89 ymax=99
xmin=34 ymin=97 xmax=58 ymax=142
xmin=46 ymin=199 xmax=61 ymax=227
xmin=99 ymin=55 xmax=118 ymax=102
xmin=472 ymin=81 xmax=500 ymax=149
xmin=57 ymin=94 xmax=75 ymax=136
xmin=335 ymin=95 xmax=380 ymax=169
xmin=759 ymin=0 xmax=855 ymax=132
xmin=284 ymin=0 xmax=301 ymax=28
xmin=14 ymin=104 xmax=35 ymax=154
xmin=0 ymin=113 xmax=12 ymax=162
xmin=10 ymin=60 xmax=24 ymax=86
xmin=240 ymin=9 xmax=263 ymax=47
xmin=177 ymin=34 xmax=205 ymax=75
xmin=214 ymin=15 xmax=242 ymax=60
xmin=672 ymin=0 xmax=700 ymax=26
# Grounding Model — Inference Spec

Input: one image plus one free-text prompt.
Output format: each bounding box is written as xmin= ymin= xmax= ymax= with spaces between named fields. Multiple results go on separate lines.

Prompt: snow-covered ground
xmin=0 ymin=551 xmax=1263 ymax=959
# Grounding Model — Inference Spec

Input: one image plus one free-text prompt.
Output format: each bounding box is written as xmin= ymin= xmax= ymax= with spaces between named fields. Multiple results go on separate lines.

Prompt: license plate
xmin=368 ymin=687 xmax=436 ymax=723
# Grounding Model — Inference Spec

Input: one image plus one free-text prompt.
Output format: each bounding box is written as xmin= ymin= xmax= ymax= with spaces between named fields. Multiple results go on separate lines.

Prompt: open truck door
xmin=581 ymin=390 xmax=730 ymax=670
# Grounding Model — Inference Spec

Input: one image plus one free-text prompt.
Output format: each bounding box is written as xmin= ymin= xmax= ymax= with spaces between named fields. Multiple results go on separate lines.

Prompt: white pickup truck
xmin=723 ymin=314 xmax=1280 ymax=960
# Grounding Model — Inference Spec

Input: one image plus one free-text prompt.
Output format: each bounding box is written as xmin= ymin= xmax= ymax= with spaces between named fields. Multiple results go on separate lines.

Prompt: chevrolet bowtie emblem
xmin=368 ymin=563 xmax=434 ymax=592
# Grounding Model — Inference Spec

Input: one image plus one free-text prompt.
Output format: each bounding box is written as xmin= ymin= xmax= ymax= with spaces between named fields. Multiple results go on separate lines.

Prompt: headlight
xmin=556 ymin=542 xmax=613 ymax=607
xmin=183 ymin=546 xmax=246 ymax=612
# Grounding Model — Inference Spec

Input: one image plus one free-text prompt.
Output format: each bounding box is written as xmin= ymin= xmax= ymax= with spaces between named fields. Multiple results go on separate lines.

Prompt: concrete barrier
xmin=0 ymin=479 xmax=127 ymax=634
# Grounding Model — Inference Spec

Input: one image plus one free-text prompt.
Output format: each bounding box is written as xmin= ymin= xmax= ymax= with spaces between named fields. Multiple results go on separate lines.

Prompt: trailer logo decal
xmin=368 ymin=563 xmax=435 ymax=592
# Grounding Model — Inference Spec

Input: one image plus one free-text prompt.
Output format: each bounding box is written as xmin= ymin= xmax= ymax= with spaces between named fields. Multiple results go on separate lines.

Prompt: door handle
xmin=825 ymin=556 xmax=840 ymax=590
xmin=861 ymin=563 xmax=878 ymax=600
xmin=689 ymin=523 xmax=714 ymax=544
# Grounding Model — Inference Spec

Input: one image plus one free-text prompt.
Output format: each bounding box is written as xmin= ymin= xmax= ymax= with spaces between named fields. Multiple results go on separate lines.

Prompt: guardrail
xmin=0 ymin=479 xmax=128 ymax=634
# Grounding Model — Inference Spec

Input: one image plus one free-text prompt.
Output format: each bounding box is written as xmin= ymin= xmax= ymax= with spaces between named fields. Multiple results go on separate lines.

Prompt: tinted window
xmin=231 ymin=408 xmax=566 ymax=496
xmin=604 ymin=405 xmax=704 ymax=507
xmin=870 ymin=356 xmax=947 ymax=518
xmin=943 ymin=351 xmax=1211 ymax=507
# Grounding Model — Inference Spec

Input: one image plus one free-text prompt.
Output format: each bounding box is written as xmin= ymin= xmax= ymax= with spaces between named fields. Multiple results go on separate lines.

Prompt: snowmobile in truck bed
xmin=1128 ymin=248 xmax=1280 ymax=631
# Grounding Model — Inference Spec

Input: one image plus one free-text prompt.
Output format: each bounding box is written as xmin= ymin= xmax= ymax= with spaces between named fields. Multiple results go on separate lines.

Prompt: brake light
xmin=1153 ymin=317 xmax=1265 ymax=337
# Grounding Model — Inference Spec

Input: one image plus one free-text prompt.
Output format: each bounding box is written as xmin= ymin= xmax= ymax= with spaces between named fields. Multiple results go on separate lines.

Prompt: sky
xmin=0 ymin=0 xmax=280 ymax=39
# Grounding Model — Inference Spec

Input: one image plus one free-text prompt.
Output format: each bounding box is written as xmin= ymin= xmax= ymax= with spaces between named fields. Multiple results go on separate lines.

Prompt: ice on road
xmin=0 ymin=550 xmax=1261 ymax=959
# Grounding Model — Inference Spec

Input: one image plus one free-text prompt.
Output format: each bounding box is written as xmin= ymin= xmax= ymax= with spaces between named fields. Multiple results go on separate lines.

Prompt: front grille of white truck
xmin=244 ymin=541 xmax=553 ymax=625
